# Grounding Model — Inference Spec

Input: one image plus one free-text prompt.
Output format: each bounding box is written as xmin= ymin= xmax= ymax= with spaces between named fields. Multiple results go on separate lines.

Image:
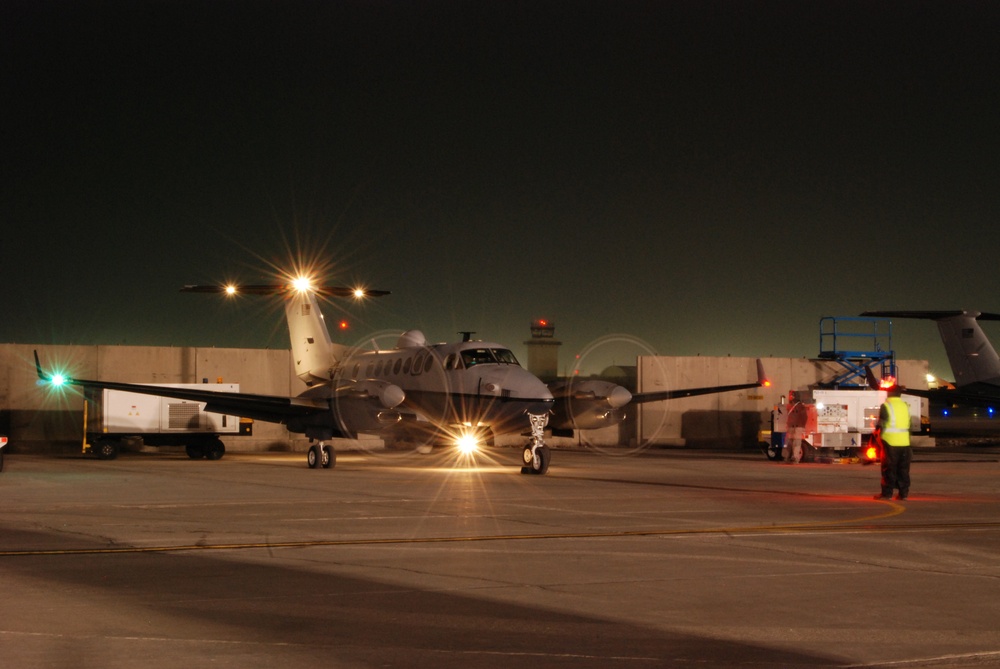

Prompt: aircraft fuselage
xmin=332 ymin=339 xmax=555 ymax=440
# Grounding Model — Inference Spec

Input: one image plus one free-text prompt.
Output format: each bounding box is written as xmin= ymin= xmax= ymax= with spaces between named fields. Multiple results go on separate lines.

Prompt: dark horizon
xmin=4 ymin=1 xmax=999 ymax=378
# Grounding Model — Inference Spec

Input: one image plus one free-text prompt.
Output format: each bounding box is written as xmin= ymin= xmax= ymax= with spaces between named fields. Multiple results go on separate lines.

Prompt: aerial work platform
xmin=817 ymin=316 xmax=895 ymax=388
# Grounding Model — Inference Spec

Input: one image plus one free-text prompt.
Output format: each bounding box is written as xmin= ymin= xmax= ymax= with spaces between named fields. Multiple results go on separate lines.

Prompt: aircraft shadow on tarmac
xmin=0 ymin=526 xmax=839 ymax=668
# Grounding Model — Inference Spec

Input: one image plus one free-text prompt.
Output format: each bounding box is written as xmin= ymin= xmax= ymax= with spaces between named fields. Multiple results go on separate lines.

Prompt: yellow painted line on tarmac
xmin=8 ymin=506 xmax=1000 ymax=559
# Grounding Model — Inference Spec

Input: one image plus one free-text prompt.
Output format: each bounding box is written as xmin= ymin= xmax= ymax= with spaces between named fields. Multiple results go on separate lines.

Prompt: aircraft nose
xmin=516 ymin=369 xmax=553 ymax=400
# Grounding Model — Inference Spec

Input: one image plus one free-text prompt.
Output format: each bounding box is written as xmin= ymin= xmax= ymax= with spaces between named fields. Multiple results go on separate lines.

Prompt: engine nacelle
xmin=288 ymin=379 xmax=404 ymax=439
xmin=548 ymin=379 xmax=632 ymax=431
xmin=332 ymin=379 xmax=404 ymax=433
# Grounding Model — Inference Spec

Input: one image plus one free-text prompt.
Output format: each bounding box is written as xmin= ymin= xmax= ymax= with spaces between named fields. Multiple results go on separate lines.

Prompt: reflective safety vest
xmin=880 ymin=397 xmax=911 ymax=447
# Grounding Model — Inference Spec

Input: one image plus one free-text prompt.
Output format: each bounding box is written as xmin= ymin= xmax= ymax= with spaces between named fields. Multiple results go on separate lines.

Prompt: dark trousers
xmin=881 ymin=446 xmax=912 ymax=497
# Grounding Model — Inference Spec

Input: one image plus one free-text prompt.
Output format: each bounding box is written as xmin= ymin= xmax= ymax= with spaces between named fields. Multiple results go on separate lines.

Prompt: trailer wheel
xmin=186 ymin=444 xmax=206 ymax=459
xmin=761 ymin=441 xmax=783 ymax=461
xmin=95 ymin=439 xmax=119 ymax=460
xmin=204 ymin=438 xmax=225 ymax=461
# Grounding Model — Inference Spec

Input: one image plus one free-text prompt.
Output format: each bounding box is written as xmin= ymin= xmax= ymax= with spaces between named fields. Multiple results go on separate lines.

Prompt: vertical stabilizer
xmin=934 ymin=312 xmax=1000 ymax=387
xmin=862 ymin=310 xmax=1000 ymax=388
xmin=285 ymin=290 xmax=348 ymax=385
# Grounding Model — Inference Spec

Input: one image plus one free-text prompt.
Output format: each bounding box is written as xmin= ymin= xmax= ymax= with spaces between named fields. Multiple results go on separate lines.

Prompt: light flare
xmin=291 ymin=276 xmax=313 ymax=293
xmin=456 ymin=432 xmax=480 ymax=454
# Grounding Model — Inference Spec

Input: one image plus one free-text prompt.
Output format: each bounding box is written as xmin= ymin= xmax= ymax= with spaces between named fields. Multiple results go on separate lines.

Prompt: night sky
xmin=4 ymin=1 xmax=999 ymax=378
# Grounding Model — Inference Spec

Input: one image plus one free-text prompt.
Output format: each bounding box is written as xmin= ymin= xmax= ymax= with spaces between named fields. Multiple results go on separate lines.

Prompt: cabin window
xmin=393 ymin=359 xmax=402 ymax=375
xmin=375 ymin=359 xmax=384 ymax=376
xmin=352 ymin=363 xmax=361 ymax=379
xmin=424 ymin=355 xmax=434 ymax=373
xmin=366 ymin=362 xmax=374 ymax=377
xmin=412 ymin=354 xmax=424 ymax=375
xmin=403 ymin=357 xmax=412 ymax=374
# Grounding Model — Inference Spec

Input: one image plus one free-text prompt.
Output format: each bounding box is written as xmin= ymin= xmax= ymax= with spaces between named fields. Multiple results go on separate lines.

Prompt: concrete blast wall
xmin=2 ymin=344 xmax=928 ymax=452
xmin=637 ymin=356 xmax=928 ymax=447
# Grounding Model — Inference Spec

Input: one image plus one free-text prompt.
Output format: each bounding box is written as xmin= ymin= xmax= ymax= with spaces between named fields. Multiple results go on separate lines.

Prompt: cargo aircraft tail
xmin=861 ymin=311 xmax=1000 ymax=388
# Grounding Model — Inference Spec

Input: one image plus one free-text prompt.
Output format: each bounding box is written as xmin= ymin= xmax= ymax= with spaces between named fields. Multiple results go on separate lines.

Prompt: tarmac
xmin=3 ymin=444 xmax=1000 ymax=668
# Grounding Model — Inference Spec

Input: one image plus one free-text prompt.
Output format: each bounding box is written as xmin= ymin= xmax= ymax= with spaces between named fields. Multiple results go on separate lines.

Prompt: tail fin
xmin=861 ymin=310 xmax=1000 ymax=388
xmin=284 ymin=289 xmax=343 ymax=385
xmin=182 ymin=283 xmax=389 ymax=386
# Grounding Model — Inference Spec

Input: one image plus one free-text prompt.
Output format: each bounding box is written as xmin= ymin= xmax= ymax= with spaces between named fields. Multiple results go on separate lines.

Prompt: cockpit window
xmin=492 ymin=349 xmax=519 ymax=365
xmin=460 ymin=348 xmax=520 ymax=367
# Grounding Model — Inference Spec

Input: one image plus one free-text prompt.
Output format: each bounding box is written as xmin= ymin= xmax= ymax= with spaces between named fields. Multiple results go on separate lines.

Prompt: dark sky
xmin=3 ymin=1 xmax=999 ymax=377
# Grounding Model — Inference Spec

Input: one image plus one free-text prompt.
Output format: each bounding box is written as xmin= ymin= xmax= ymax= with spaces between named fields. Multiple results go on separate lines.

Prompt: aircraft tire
xmin=520 ymin=444 xmax=550 ymax=475
xmin=321 ymin=444 xmax=335 ymax=468
xmin=307 ymin=445 xmax=320 ymax=469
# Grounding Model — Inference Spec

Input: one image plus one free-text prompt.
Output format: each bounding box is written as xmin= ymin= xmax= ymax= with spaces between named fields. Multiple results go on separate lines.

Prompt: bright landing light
xmin=456 ymin=433 xmax=480 ymax=454
xmin=51 ymin=373 xmax=67 ymax=386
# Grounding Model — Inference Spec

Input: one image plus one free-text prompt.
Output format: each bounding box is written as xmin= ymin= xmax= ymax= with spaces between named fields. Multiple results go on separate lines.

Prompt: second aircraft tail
xmin=862 ymin=310 xmax=1000 ymax=388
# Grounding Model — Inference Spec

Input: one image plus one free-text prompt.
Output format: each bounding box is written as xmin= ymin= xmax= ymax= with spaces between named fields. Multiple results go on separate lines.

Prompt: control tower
xmin=523 ymin=319 xmax=561 ymax=382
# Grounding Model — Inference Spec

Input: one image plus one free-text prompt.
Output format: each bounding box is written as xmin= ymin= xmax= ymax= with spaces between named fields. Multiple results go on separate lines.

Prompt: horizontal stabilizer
xmin=181 ymin=284 xmax=390 ymax=297
xmin=861 ymin=310 xmax=1000 ymax=321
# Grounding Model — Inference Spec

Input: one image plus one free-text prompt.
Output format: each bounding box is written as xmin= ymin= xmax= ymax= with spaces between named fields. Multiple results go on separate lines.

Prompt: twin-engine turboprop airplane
xmin=36 ymin=279 xmax=766 ymax=474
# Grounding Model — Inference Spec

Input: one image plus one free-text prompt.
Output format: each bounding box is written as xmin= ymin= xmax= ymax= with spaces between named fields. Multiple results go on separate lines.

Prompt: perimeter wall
xmin=0 ymin=344 xmax=928 ymax=453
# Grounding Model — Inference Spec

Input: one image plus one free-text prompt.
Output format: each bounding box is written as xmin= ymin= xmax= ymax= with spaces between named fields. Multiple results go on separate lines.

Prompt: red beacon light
xmin=879 ymin=376 xmax=898 ymax=390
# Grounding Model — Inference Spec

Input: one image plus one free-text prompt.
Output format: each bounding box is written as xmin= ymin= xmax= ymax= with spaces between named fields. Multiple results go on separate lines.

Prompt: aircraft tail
xmin=861 ymin=310 xmax=1000 ymax=388
xmin=284 ymin=289 xmax=344 ymax=385
xmin=181 ymin=283 xmax=389 ymax=386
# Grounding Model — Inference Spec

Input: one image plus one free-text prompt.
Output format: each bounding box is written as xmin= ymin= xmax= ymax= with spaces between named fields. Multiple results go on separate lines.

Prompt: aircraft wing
xmin=630 ymin=359 xmax=768 ymax=404
xmin=548 ymin=360 xmax=767 ymax=433
xmin=34 ymin=351 xmax=328 ymax=424
xmin=897 ymin=385 xmax=1000 ymax=410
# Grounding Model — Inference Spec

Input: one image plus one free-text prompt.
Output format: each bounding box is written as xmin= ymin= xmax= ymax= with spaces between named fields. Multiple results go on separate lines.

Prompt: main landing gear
xmin=307 ymin=442 xmax=335 ymax=469
xmin=521 ymin=412 xmax=551 ymax=475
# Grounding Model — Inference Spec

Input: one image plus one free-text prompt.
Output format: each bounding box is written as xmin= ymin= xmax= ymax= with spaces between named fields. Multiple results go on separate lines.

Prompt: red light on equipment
xmin=339 ymin=320 xmax=349 ymax=330
xmin=864 ymin=445 xmax=879 ymax=461
xmin=879 ymin=376 xmax=898 ymax=390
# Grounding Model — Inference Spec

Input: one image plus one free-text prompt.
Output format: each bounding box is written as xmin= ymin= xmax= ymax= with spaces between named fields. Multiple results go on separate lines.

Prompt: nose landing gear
xmin=521 ymin=412 xmax=551 ymax=475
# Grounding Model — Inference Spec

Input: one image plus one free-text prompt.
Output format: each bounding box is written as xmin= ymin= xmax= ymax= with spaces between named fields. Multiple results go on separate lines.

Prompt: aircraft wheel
xmin=520 ymin=444 xmax=550 ymax=475
xmin=95 ymin=439 xmax=119 ymax=461
xmin=307 ymin=445 xmax=320 ymax=469
xmin=321 ymin=444 xmax=335 ymax=469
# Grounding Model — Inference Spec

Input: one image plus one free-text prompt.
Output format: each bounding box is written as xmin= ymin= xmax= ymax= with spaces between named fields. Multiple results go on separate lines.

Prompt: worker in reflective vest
xmin=875 ymin=384 xmax=911 ymax=500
